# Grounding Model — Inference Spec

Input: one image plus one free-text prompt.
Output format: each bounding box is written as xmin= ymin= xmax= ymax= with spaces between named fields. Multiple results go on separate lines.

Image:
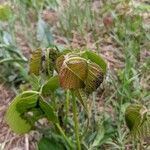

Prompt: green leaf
xmin=58 ymin=49 xmax=71 ymax=56
xmin=45 ymin=48 xmax=59 ymax=77
xmin=0 ymin=4 xmax=12 ymax=21
xmin=125 ymin=104 xmax=150 ymax=139
xmin=85 ymin=62 xmax=104 ymax=94
xmin=16 ymin=93 xmax=39 ymax=114
xmin=5 ymin=91 xmax=39 ymax=134
xmin=58 ymin=56 xmax=87 ymax=89
xmin=75 ymin=89 xmax=88 ymax=113
xmin=56 ymin=51 xmax=106 ymax=92
xmin=38 ymin=137 xmax=66 ymax=150
xmin=42 ymin=75 xmax=60 ymax=95
xmin=56 ymin=54 xmax=65 ymax=72
xmin=125 ymin=104 xmax=145 ymax=131
xmin=39 ymin=97 xmax=58 ymax=123
xmin=81 ymin=51 xmax=107 ymax=74
xmin=29 ymin=74 xmax=41 ymax=91
xmin=29 ymin=48 xmax=42 ymax=76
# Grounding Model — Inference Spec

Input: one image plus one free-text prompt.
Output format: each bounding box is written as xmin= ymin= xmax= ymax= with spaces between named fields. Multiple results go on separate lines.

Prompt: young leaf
xmin=5 ymin=91 xmax=39 ymax=134
xmin=16 ymin=93 xmax=39 ymax=114
xmin=42 ymin=75 xmax=60 ymax=95
xmin=75 ymin=89 xmax=88 ymax=113
xmin=58 ymin=56 xmax=87 ymax=89
xmin=56 ymin=54 xmax=65 ymax=71
xmin=125 ymin=104 xmax=150 ymax=139
xmin=29 ymin=74 xmax=41 ymax=91
xmin=81 ymin=51 xmax=107 ymax=74
xmin=30 ymin=48 xmax=42 ymax=76
xmin=125 ymin=104 xmax=143 ymax=131
xmin=85 ymin=62 xmax=104 ymax=94
xmin=45 ymin=48 xmax=59 ymax=77
xmin=39 ymin=97 xmax=58 ymax=123
xmin=56 ymin=51 xmax=106 ymax=92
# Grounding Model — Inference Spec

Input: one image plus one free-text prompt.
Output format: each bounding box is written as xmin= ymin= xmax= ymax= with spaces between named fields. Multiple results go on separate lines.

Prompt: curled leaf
xmin=56 ymin=54 xmax=65 ymax=72
xmin=58 ymin=55 xmax=87 ymax=89
xmin=45 ymin=48 xmax=59 ymax=77
xmin=30 ymin=48 xmax=42 ymax=76
xmin=81 ymin=51 xmax=107 ymax=73
xmin=125 ymin=104 xmax=150 ymax=139
xmin=5 ymin=90 xmax=59 ymax=134
xmin=56 ymin=51 xmax=106 ymax=93
xmin=85 ymin=62 xmax=104 ymax=94
xmin=5 ymin=91 xmax=39 ymax=134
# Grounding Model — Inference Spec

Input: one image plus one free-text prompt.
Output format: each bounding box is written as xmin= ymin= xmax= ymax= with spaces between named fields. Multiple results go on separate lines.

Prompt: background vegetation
xmin=0 ymin=0 xmax=150 ymax=149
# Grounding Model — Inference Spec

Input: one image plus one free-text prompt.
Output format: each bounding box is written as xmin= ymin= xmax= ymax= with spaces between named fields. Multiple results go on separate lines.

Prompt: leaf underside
xmin=42 ymin=75 xmax=60 ymax=95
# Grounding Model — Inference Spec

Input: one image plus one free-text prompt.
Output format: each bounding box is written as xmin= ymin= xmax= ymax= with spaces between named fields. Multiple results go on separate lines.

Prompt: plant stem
xmin=64 ymin=90 xmax=70 ymax=119
xmin=72 ymin=90 xmax=81 ymax=150
xmin=51 ymin=93 xmax=57 ymax=111
xmin=55 ymin=123 xmax=73 ymax=149
xmin=93 ymin=92 xmax=96 ymax=124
